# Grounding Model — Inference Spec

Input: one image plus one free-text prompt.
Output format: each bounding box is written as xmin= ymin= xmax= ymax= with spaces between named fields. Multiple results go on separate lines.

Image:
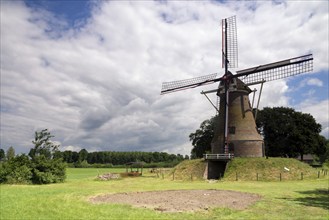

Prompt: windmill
xmin=160 ymin=16 xmax=313 ymax=160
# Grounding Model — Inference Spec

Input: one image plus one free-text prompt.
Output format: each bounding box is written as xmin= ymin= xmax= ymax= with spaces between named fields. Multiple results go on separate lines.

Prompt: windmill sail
xmin=160 ymin=73 xmax=218 ymax=95
xmin=236 ymin=54 xmax=313 ymax=85
xmin=222 ymin=15 xmax=238 ymax=68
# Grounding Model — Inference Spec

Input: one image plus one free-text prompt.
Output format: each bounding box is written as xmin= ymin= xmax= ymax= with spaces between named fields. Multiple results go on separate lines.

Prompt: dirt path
xmin=90 ymin=189 xmax=261 ymax=212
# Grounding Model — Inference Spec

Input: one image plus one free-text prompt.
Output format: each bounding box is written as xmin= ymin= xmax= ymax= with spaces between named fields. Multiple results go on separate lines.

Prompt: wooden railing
xmin=203 ymin=153 xmax=234 ymax=160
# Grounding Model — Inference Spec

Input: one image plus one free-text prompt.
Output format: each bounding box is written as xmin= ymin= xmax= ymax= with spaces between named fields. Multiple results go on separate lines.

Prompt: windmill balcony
xmin=203 ymin=153 xmax=234 ymax=161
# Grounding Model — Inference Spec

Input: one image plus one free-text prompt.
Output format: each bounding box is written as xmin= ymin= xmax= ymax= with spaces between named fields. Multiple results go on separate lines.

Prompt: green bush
xmin=31 ymin=156 xmax=66 ymax=184
xmin=0 ymin=129 xmax=66 ymax=185
xmin=0 ymin=155 xmax=66 ymax=185
xmin=74 ymin=160 xmax=90 ymax=168
xmin=0 ymin=155 xmax=32 ymax=184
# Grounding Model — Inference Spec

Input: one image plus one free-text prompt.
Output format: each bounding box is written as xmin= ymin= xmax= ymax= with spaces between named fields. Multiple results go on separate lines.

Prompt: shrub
xmin=1 ymin=130 xmax=66 ymax=184
xmin=31 ymin=155 xmax=66 ymax=184
xmin=0 ymin=155 xmax=32 ymax=184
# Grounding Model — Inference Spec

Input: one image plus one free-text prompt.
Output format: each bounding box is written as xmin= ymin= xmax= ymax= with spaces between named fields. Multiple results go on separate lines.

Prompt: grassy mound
xmin=169 ymin=159 xmax=207 ymax=180
xmin=168 ymin=157 xmax=322 ymax=181
xmin=224 ymin=157 xmax=319 ymax=181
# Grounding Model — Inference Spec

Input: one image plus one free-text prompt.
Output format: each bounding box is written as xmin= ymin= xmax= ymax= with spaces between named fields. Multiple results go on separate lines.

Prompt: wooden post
xmin=280 ymin=173 xmax=282 ymax=181
xmin=318 ymin=171 xmax=320 ymax=178
xmin=236 ymin=172 xmax=238 ymax=181
xmin=256 ymin=173 xmax=259 ymax=181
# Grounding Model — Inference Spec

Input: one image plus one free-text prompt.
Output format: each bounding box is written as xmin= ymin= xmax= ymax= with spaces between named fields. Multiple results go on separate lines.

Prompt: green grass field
xmin=1 ymin=167 xmax=328 ymax=220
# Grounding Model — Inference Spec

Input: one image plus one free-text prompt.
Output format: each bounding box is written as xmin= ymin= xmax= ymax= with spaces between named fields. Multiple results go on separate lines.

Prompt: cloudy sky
xmin=1 ymin=0 xmax=328 ymax=155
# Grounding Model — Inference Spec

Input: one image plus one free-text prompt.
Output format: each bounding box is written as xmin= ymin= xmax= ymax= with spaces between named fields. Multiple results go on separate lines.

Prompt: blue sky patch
xmin=287 ymin=71 xmax=328 ymax=105
xmin=24 ymin=0 xmax=95 ymax=28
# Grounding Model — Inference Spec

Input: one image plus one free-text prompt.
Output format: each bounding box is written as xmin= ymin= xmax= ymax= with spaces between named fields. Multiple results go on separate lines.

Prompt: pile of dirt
xmin=90 ymin=189 xmax=261 ymax=212
xmin=96 ymin=173 xmax=120 ymax=181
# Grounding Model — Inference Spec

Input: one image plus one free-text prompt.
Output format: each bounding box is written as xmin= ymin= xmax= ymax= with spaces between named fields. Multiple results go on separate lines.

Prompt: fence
xmin=148 ymin=167 xmax=328 ymax=181
xmin=230 ymin=169 xmax=328 ymax=181
xmin=162 ymin=169 xmax=328 ymax=181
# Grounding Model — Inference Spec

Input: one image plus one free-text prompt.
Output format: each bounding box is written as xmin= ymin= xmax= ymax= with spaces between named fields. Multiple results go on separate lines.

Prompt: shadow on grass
xmin=282 ymin=189 xmax=329 ymax=210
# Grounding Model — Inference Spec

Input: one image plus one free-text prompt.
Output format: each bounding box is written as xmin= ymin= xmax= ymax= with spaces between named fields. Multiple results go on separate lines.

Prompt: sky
xmin=1 ymin=0 xmax=328 ymax=156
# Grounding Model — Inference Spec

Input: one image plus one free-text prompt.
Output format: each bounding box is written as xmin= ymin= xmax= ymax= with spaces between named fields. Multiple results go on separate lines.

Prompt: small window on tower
xmin=229 ymin=126 xmax=236 ymax=134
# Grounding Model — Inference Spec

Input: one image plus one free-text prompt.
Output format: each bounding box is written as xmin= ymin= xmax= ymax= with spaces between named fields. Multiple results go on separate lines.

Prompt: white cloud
xmin=62 ymin=145 xmax=82 ymax=152
xmin=1 ymin=1 xmax=328 ymax=156
xmin=306 ymin=78 xmax=323 ymax=87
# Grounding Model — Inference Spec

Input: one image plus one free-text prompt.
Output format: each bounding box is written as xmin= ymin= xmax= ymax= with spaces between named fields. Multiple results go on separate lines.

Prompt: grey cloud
xmin=80 ymin=106 xmax=111 ymax=130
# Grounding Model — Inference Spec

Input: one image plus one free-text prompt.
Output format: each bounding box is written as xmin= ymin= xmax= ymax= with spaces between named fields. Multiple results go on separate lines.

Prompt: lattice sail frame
xmin=161 ymin=73 xmax=218 ymax=95
xmin=222 ymin=16 xmax=238 ymax=69
xmin=236 ymin=54 xmax=313 ymax=85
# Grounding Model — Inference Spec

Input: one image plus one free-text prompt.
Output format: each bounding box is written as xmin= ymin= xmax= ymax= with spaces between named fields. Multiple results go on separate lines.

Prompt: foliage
xmin=55 ymin=150 xmax=186 ymax=166
xmin=0 ymin=129 xmax=66 ymax=184
xmin=29 ymin=129 xmax=59 ymax=159
xmin=78 ymin=149 xmax=88 ymax=162
xmin=70 ymin=160 xmax=181 ymax=169
xmin=189 ymin=115 xmax=218 ymax=158
xmin=0 ymin=154 xmax=32 ymax=184
xmin=30 ymin=155 xmax=66 ymax=184
xmin=0 ymin=148 xmax=5 ymax=161
xmin=6 ymin=146 xmax=15 ymax=160
xmin=321 ymin=140 xmax=329 ymax=166
xmin=256 ymin=107 xmax=326 ymax=160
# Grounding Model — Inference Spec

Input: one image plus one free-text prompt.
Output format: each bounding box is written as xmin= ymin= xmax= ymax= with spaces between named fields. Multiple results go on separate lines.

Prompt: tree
xmin=6 ymin=146 xmax=15 ymax=160
xmin=189 ymin=115 xmax=217 ymax=159
xmin=78 ymin=149 xmax=88 ymax=162
xmin=29 ymin=129 xmax=66 ymax=184
xmin=29 ymin=129 xmax=59 ymax=159
xmin=317 ymin=137 xmax=329 ymax=164
xmin=0 ymin=148 xmax=5 ymax=161
xmin=256 ymin=107 xmax=326 ymax=160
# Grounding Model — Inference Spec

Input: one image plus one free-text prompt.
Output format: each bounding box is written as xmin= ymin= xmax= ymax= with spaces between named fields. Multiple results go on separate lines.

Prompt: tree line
xmin=0 ymin=147 xmax=188 ymax=166
xmin=53 ymin=150 xmax=188 ymax=166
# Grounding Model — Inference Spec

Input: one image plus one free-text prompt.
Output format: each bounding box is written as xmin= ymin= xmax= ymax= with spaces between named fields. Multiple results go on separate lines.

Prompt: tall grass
xmin=1 ymin=168 xmax=328 ymax=220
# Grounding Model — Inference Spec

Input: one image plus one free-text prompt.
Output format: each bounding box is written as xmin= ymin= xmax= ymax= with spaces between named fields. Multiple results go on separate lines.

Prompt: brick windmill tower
xmin=160 ymin=16 xmax=313 ymax=178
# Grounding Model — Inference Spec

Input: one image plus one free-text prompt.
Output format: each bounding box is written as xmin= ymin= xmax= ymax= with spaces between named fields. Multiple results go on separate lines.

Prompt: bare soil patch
xmin=90 ymin=189 xmax=261 ymax=212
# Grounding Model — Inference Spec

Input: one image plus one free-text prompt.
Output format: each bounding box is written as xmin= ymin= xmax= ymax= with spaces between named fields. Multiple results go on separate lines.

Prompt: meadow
xmin=0 ymin=167 xmax=328 ymax=220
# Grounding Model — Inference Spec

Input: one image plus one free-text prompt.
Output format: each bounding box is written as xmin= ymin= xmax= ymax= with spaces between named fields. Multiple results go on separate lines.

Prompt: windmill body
xmin=212 ymin=74 xmax=263 ymax=157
